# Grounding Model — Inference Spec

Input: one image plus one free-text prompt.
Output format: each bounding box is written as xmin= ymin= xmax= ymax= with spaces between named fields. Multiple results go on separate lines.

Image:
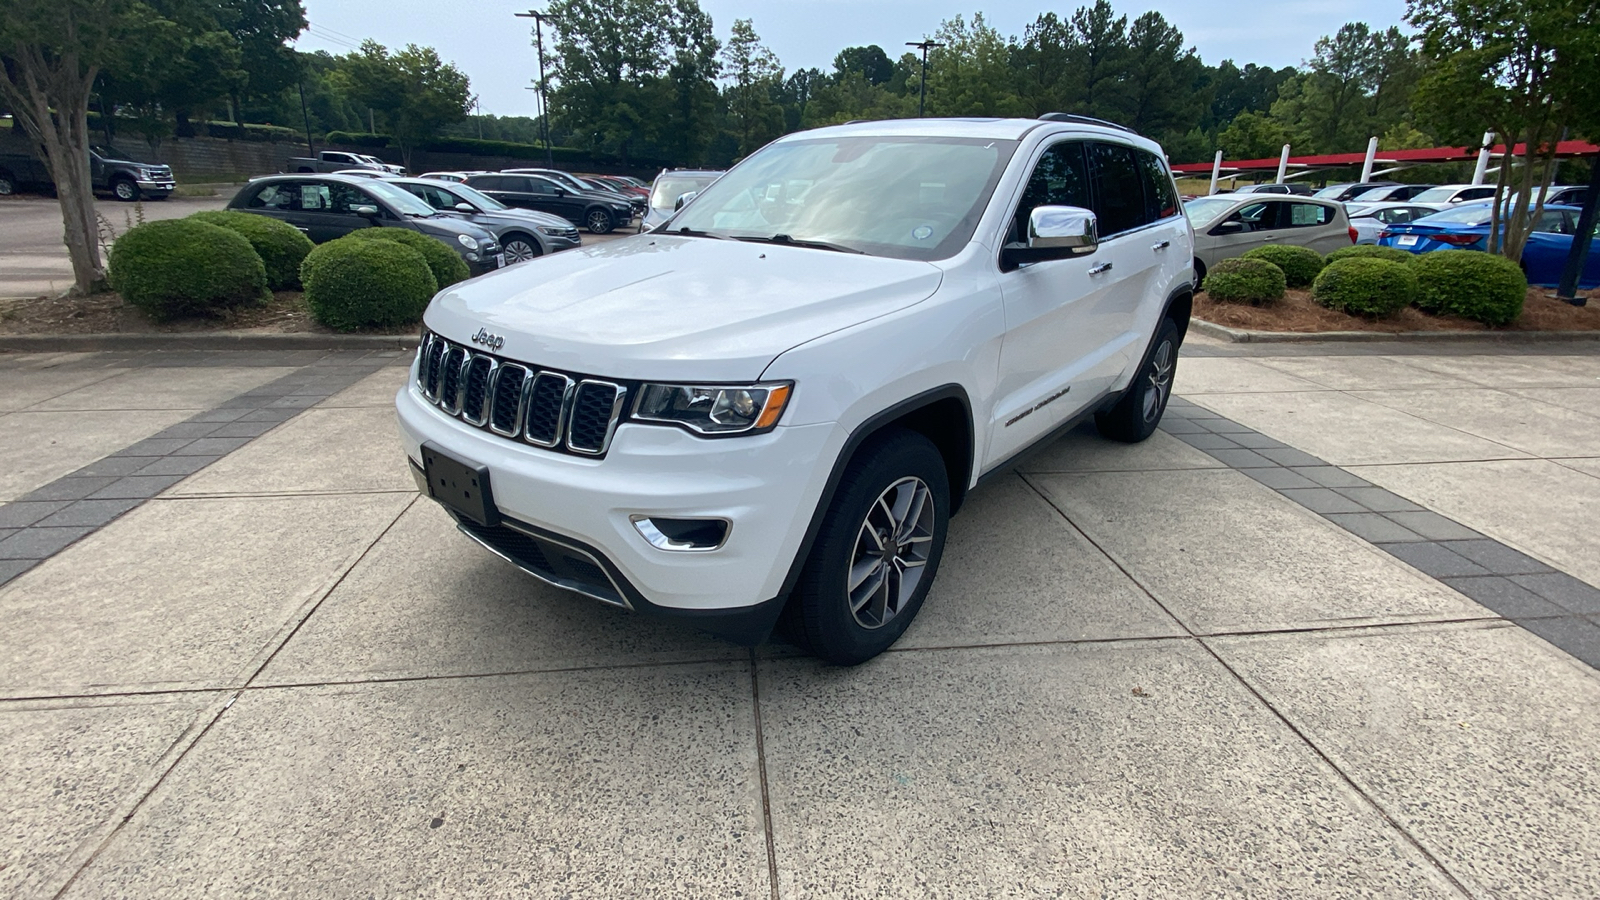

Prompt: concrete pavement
xmin=0 ymin=336 xmax=1598 ymax=897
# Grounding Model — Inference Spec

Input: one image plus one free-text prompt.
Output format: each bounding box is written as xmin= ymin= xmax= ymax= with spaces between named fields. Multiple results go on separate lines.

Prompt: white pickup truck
xmin=285 ymin=150 xmax=403 ymax=175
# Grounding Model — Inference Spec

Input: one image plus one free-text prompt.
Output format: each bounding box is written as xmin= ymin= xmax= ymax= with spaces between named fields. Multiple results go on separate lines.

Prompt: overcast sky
xmin=295 ymin=0 xmax=1410 ymax=117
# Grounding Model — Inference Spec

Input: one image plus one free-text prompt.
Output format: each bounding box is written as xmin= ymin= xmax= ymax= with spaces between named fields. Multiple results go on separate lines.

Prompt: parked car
xmin=331 ymin=168 xmax=403 ymax=180
xmin=1312 ymin=181 xmax=1400 ymax=202
xmin=1229 ymin=183 xmax=1314 ymax=195
xmin=285 ymin=150 xmax=390 ymax=174
xmin=390 ymin=177 xmax=581 ymax=263
xmin=399 ymin=116 xmax=1195 ymax=664
xmin=580 ymin=173 xmax=650 ymax=200
xmin=641 ymin=169 xmax=724 ymax=232
xmin=573 ymin=175 xmax=646 ymax=215
xmin=227 ymin=174 xmax=503 ymax=276
xmin=1345 ymin=202 xmax=1442 ymax=244
xmin=463 ymin=172 xmax=634 ymax=234
xmin=1345 ymin=184 xmax=1437 ymax=203
xmin=1376 ymin=202 xmax=1599 ymax=288
xmin=1407 ymin=183 xmax=1498 ymax=206
xmin=503 ymin=167 xmax=641 ymax=214
xmin=1183 ymin=195 xmax=1353 ymax=281
xmin=0 ymin=141 xmax=174 ymax=201
xmin=355 ymin=153 xmax=405 ymax=175
xmin=421 ymin=171 xmax=477 ymax=183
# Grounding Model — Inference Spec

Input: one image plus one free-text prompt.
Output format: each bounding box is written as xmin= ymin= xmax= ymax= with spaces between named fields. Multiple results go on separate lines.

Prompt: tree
xmin=342 ymin=41 xmax=472 ymax=169
xmin=1218 ymin=110 xmax=1291 ymax=160
xmin=1067 ymin=0 xmax=1131 ymax=120
xmin=1123 ymin=12 xmax=1204 ymax=137
xmin=1409 ymin=0 xmax=1600 ymax=260
xmin=926 ymin=14 xmax=1027 ymax=117
xmin=721 ymin=19 xmax=782 ymax=157
xmin=833 ymin=45 xmax=893 ymax=86
xmin=0 ymin=0 xmax=132 ymax=294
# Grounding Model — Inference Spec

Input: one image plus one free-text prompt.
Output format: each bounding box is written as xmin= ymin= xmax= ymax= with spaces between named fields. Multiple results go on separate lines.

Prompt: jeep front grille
xmin=415 ymin=331 xmax=630 ymax=458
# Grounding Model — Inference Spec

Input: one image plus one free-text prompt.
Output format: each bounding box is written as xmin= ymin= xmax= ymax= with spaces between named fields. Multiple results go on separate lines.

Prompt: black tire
xmin=501 ymin=233 xmax=542 ymax=263
xmin=792 ymin=428 xmax=950 ymax=665
xmin=1095 ymin=317 xmax=1179 ymax=443
xmin=111 ymin=177 xmax=139 ymax=202
xmin=1193 ymin=258 xmax=1207 ymax=286
xmin=0 ymin=171 xmax=14 ymax=196
xmin=585 ymin=207 xmax=614 ymax=234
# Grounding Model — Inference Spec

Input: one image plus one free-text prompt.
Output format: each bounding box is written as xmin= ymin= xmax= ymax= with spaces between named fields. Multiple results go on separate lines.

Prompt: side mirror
xmin=1210 ymin=220 xmax=1245 ymax=235
xmin=553 ymin=188 xmax=566 ymax=197
xmin=1001 ymin=206 xmax=1098 ymax=270
xmin=454 ymin=202 xmax=474 ymax=213
xmin=674 ymin=191 xmax=699 ymax=211
xmin=352 ymin=204 xmax=380 ymax=218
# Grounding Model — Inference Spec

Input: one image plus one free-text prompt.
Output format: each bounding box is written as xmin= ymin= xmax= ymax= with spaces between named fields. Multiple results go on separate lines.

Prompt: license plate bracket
xmin=1398 ymin=234 xmax=1418 ymax=246
xmin=421 ymin=442 xmax=499 ymax=526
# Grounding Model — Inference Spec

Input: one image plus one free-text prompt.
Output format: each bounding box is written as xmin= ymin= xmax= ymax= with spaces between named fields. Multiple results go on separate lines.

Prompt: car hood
xmin=408 ymin=215 xmax=497 ymax=243
xmin=473 ymin=207 xmax=574 ymax=231
xmin=424 ymin=234 xmax=943 ymax=381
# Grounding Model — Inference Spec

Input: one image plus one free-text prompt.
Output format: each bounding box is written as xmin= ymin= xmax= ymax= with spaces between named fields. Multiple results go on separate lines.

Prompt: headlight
xmin=536 ymin=226 xmax=567 ymax=236
xmin=634 ymin=382 xmax=793 ymax=435
xmin=457 ymin=234 xmax=479 ymax=250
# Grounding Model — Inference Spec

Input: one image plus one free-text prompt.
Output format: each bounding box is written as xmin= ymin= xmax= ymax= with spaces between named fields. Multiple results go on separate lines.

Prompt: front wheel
xmin=0 ymin=172 xmax=15 ymax=196
xmin=111 ymin=178 xmax=139 ymax=202
xmin=502 ymin=234 xmax=541 ymax=263
xmin=1095 ymin=317 xmax=1179 ymax=443
xmin=792 ymin=428 xmax=950 ymax=665
xmin=585 ymin=208 xmax=614 ymax=234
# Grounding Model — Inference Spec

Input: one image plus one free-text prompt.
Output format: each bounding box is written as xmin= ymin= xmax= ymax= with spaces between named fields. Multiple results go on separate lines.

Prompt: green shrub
xmin=1410 ymin=250 xmax=1527 ymax=326
xmin=1202 ymin=257 xmax=1287 ymax=305
xmin=342 ymin=227 xmax=470 ymax=289
xmin=107 ymin=219 xmax=268 ymax=320
xmin=188 ymin=210 xmax=314 ymax=290
xmin=1241 ymin=244 xmax=1325 ymax=287
xmin=301 ymin=239 xmax=436 ymax=331
xmin=1325 ymin=244 xmax=1416 ymax=265
xmin=1311 ymin=258 xmax=1417 ymax=317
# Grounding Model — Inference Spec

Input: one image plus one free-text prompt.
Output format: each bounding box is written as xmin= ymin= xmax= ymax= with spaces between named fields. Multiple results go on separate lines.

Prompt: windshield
xmin=1183 ymin=196 xmax=1238 ymax=227
xmin=1312 ymin=184 xmax=1352 ymax=198
xmin=1348 ymin=187 xmax=1395 ymax=203
xmin=668 ymin=136 xmax=1018 ymax=261
xmin=650 ymin=174 xmax=719 ymax=210
xmin=446 ymin=183 xmax=507 ymax=211
xmin=1410 ymin=187 xmax=1463 ymax=204
xmin=360 ymin=180 xmax=439 ymax=216
xmin=1414 ymin=204 xmax=1493 ymax=226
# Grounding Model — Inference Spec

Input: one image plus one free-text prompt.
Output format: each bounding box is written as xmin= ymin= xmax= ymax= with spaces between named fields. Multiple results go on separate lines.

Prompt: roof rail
xmin=1038 ymin=112 xmax=1136 ymax=134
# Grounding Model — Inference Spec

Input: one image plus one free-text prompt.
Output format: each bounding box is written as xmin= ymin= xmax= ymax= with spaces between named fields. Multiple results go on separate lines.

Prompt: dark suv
xmin=463 ymin=173 xmax=634 ymax=234
xmin=228 ymin=175 xmax=504 ymax=275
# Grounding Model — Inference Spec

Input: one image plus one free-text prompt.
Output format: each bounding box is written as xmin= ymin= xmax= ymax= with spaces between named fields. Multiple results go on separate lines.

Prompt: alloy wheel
xmin=504 ymin=239 xmax=539 ymax=263
xmin=586 ymin=210 xmax=611 ymax=233
xmin=1141 ymin=338 xmax=1174 ymax=422
xmin=0 ymin=176 xmax=13 ymax=196
xmin=847 ymin=476 xmax=935 ymax=629
xmin=114 ymin=180 xmax=136 ymax=201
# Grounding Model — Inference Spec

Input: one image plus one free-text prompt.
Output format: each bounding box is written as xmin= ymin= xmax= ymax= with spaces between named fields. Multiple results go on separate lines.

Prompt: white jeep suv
xmin=396 ymin=115 xmax=1194 ymax=664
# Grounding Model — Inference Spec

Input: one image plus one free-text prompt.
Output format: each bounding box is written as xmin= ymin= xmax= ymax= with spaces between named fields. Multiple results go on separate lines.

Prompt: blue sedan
xmin=1377 ymin=202 xmax=1599 ymax=288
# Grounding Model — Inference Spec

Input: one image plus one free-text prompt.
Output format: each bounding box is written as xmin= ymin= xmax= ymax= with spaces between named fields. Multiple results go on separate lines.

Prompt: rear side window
xmin=1282 ymin=202 xmax=1334 ymax=227
xmin=1087 ymin=142 xmax=1149 ymax=237
xmin=469 ymin=176 xmax=506 ymax=191
xmin=1011 ymin=141 xmax=1090 ymax=243
xmin=1136 ymin=151 xmax=1180 ymax=221
xmin=245 ymin=184 xmax=294 ymax=210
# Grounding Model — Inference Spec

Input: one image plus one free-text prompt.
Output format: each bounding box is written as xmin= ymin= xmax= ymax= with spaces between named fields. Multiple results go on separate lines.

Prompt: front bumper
xmin=137 ymin=179 xmax=175 ymax=193
xmin=396 ymin=376 xmax=841 ymax=636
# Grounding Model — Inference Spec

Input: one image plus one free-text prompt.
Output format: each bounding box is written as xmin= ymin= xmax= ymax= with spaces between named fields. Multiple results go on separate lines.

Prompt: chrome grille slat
xmin=418 ymin=332 xmax=627 ymax=459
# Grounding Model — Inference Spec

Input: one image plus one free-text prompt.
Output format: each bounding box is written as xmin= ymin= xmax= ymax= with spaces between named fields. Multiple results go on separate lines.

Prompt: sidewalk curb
xmin=0 ymin=332 xmax=420 ymax=352
xmin=1191 ymin=318 xmax=1600 ymax=344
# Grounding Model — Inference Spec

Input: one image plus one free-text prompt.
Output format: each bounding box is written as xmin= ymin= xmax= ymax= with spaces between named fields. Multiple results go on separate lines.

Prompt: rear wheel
xmin=502 ymin=234 xmax=541 ymax=263
xmin=1095 ymin=317 xmax=1179 ymax=443
xmin=585 ymin=207 xmax=614 ymax=234
xmin=0 ymin=172 xmax=14 ymax=196
xmin=792 ymin=428 xmax=949 ymax=665
xmin=111 ymin=177 xmax=139 ymax=202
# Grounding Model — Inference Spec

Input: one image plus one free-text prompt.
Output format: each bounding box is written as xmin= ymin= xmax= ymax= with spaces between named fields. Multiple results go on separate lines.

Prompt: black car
xmin=390 ymin=177 xmax=582 ymax=263
xmin=228 ymin=175 xmax=503 ymax=276
xmin=1312 ymin=181 xmax=1401 ymax=202
xmin=463 ymin=173 xmax=634 ymax=234
xmin=1230 ymin=183 xmax=1315 ymax=196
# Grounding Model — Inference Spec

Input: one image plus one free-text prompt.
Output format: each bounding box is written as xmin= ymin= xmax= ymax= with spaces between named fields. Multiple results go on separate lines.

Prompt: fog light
xmin=631 ymin=516 xmax=729 ymax=551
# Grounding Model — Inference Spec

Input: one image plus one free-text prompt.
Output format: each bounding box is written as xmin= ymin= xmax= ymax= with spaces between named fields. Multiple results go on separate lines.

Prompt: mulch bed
xmin=1195 ymin=286 xmax=1600 ymax=334
xmin=0 ymin=290 xmax=413 ymax=336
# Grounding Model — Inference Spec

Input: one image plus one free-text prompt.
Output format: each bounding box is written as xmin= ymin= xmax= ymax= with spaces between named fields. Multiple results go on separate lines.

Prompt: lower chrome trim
xmin=454 ymin=520 xmax=633 ymax=610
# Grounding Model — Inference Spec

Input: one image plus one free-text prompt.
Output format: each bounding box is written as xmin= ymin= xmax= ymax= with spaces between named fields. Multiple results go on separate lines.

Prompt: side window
xmin=1227 ymin=201 xmax=1274 ymax=231
xmin=246 ymin=185 xmax=294 ymax=210
xmin=528 ymin=178 xmax=556 ymax=195
xmin=325 ymin=183 xmax=370 ymax=214
xmin=1087 ymin=142 xmax=1150 ymax=237
xmin=297 ymin=183 xmax=332 ymax=211
xmin=471 ymin=176 xmax=505 ymax=192
xmin=1534 ymin=210 xmax=1570 ymax=234
xmin=1283 ymin=202 xmax=1333 ymax=228
xmin=1460 ymin=187 xmax=1495 ymax=201
xmin=423 ymin=186 xmax=455 ymax=209
xmin=1136 ymin=151 xmax=1180 ymax=221
xmin=1010 ymin=141 xmax=1090 ymax=244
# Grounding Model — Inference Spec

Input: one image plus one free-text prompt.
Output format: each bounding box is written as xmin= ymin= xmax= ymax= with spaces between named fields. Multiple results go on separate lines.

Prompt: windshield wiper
xmin=673 ymin=226 xmax=729 ymax=239
xmin=734 ymin=234 xmax=863 ymax=254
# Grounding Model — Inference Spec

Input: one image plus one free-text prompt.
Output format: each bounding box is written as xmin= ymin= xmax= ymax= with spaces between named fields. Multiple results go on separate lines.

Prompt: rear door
xmin=1279 ymin=200 xmax=1349 ymax=254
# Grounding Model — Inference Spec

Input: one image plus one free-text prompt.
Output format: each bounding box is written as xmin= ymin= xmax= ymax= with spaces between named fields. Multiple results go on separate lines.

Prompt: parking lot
xmin=2 ymin=336 xmax=1597 ymax=897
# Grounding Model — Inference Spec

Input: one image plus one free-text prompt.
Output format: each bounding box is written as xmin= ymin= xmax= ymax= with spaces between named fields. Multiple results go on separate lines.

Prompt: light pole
xmin=905 ymin=40 xmax=943 ymax=118
xmin=515 ymin=9 xmax=558 ymax=167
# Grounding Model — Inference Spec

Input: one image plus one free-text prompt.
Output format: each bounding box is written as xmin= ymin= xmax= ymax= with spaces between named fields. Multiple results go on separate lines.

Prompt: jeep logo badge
xmin=470 ymin=328 xmax=505 ymax=351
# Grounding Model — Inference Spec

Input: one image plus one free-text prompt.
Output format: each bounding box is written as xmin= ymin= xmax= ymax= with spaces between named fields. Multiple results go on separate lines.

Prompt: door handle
xmin=294 ymin=226 xmax=309 ymax=232
xmin=1151 ymin=240 xmax=1170 ymax=251
xmin=1088 ymin=262 xmax=1113 ymax=275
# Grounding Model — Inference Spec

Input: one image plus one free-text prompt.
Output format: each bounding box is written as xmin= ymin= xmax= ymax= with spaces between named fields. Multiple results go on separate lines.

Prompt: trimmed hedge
xmin=323 ymin=131 xmax=392 ymax=149
xmin=1411 ymin=250 xmax=1526 ymax=326
xmin=188 ymin=210 xmax=314 ymax=290
xmin=342 ymin=227 xmax=470 ymax=289
xmin=1241 ymin=244 xmax=1325 ymax=287
xmin=301 ymin=239 xmax=436 ymax=331
xmin=1202 ymin=257 xmax=1287 ymax=305
xmin=108 ymin=219 xmax=268 ymax=320
xmin=1311 ymin=258 xmax=1417 ymax=317
xmin=1326 ymin=244 xmax=1416 ymax=265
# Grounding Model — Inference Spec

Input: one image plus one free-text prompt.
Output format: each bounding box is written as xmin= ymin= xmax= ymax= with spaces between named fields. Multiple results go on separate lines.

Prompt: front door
xmin=292 ymin=181 xmax=378 ymax=243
